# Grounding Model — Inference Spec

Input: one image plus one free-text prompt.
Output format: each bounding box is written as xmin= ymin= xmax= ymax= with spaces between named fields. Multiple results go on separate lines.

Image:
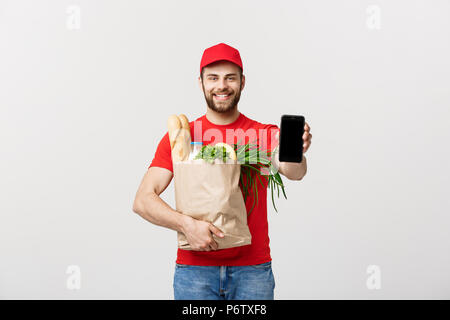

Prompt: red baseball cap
xmin=200 ymin=43 xmax=243 ymax=75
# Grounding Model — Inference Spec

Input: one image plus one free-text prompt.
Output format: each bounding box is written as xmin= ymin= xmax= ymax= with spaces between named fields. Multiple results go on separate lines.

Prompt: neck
xmin=205 ymin=107 xmax=240 ymax=125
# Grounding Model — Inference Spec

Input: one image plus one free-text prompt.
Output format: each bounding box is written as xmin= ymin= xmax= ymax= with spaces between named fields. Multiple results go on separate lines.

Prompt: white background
xmin=1 ymin=0 xmax=449 ymax=299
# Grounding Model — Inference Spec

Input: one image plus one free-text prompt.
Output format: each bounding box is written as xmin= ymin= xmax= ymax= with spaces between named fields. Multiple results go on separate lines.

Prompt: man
xmin=132 ymin=43 xmax=312 ymax=300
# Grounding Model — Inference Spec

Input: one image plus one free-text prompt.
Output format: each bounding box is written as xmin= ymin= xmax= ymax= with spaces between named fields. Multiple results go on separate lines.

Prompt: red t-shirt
xmin=148 ymin=112 xmax=279 ymax=266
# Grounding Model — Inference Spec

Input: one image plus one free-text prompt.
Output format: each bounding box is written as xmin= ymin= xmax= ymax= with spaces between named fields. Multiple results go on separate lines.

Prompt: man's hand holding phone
xmin=275 ymin=121 xmax=311 ymax=156
xmin=272 ymin=114 xmax=311 ymax=180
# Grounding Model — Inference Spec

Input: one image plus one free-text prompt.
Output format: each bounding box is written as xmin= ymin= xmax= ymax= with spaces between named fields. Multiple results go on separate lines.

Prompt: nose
xmin=216 ymin=78 xmax=228 ymax=91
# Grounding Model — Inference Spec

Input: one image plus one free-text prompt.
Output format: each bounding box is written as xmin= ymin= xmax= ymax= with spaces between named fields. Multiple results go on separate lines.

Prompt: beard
xmin=202 ymin=82 xmax=242 ymax=114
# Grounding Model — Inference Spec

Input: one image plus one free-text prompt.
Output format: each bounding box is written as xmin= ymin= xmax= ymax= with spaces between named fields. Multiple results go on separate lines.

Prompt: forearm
xmin=279 ymin=156 xmax=307 ymax=180
xmin=271 ymin=146 xmax=307 ymax=180
xmin=133 ymin=192 xmax=188 ymax=233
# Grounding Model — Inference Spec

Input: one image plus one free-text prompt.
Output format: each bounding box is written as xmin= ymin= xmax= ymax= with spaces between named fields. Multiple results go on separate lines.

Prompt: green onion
xmin=233 ymin=139 xmax=287 ymax=216
xmin=193 ymin=140 xmax=287 ymax=216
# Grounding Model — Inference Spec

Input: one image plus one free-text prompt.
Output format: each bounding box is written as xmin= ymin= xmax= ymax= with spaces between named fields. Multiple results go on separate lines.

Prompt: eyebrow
xmin=205 ymin=73 xmax=238 ymax=77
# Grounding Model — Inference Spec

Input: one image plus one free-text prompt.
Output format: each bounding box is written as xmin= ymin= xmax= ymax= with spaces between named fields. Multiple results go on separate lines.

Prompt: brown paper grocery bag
xmin=173 ymin=160 xmax=252 ymax=250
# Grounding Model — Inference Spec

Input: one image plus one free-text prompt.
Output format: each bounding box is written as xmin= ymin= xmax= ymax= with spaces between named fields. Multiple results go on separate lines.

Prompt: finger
xmin=209 ymin=224 xmax=225 ymax=238
xmin=209 ymin=239 xmax=219 ymax=251
xmin=303 ymin=142 xmax=310 ymax=153
xmin=302 ymin=132 xmax=308 ymax=140
xmin=304 ymin=122 xmax=310 ymax=132
xmin=303 ymin=133 xmax=312 ymax=141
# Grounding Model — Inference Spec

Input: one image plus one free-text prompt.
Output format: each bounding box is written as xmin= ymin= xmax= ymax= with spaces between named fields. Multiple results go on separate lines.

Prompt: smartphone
xmin=279 ymin=114 xmax=305 ymax=163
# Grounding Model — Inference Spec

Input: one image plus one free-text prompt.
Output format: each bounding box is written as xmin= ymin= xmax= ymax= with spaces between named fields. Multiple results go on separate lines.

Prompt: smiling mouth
xmin=213 ymin=93 xmax=231 ymax=101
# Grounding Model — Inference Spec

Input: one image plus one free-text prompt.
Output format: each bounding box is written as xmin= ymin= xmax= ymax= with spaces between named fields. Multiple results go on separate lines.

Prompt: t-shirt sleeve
xmin=148 ymin=131 xmax=173 ymax=173
xmin=259 ymin=123 xmax=280 ymax=154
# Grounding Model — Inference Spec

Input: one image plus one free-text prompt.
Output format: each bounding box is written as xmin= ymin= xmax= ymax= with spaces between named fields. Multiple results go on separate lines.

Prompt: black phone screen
xmin=279 ymin=115 xmax=305 ymax=162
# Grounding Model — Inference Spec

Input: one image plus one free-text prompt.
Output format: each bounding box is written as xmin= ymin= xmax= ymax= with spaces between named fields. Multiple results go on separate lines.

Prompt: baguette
xmin=178 ymin=114 xmax=190 ymax=130
xmin=167 ymin=115 xmax=181 ymax=150
xmin=167 ymin=114 xmax=192 ymax=162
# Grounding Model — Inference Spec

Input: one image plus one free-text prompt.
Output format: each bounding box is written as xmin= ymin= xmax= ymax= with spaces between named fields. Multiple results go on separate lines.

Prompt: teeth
xmin=216 ymin=94 xmax=229 ymax=97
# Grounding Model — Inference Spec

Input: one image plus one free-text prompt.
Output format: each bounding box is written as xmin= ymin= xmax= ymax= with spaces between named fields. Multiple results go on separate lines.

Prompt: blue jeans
xmin=173 ymin=261 xmax=275 ymax=300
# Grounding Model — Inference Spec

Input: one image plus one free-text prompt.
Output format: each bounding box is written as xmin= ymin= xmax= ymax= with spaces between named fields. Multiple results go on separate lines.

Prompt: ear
xmin=240 ymin=74 xmax=245 ymax=91
xmin=198 ymin=76 xmax=202 ymax=90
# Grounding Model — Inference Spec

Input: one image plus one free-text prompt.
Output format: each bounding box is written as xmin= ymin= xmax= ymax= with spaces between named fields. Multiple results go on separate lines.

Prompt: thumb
xmin=209 ymin=224 xmax=225 ymax=238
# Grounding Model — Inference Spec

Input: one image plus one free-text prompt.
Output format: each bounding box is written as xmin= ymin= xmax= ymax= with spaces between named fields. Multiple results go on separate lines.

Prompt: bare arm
xmin=132 ymin=166 xmax=224 ymax=251
xmin=132 ymin=167 xmax=187 ymax=232
xmin=271 ymin=145 xmax=307 ymax=181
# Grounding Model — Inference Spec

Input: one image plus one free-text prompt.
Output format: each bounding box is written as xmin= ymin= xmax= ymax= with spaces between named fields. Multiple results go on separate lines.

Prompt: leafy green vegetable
xmin=194 ymin=145 xmax=230 ymax=163
xmin=193 ymin=140 xmax=287 ymax=216
xmin=233 ymin=139 xmax=287 ymax=216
